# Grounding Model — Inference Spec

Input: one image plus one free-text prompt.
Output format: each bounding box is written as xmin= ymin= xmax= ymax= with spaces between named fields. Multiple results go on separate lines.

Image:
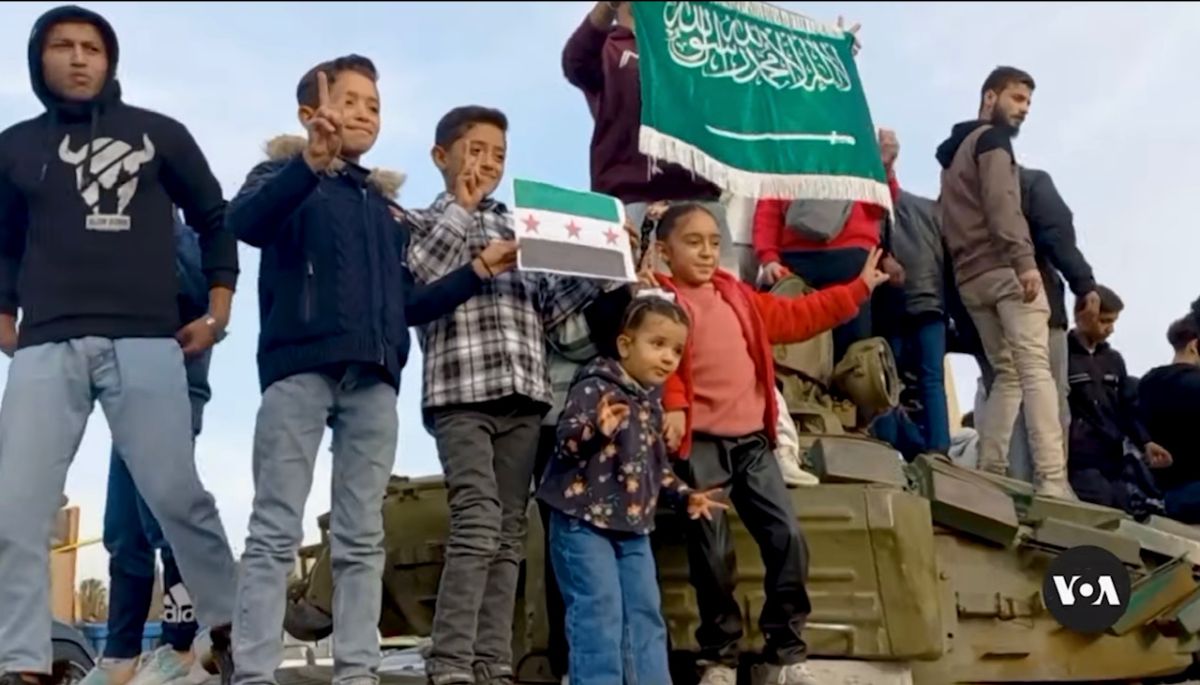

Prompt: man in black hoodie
xmin=0 ymin=8 xmax=238 ymax=685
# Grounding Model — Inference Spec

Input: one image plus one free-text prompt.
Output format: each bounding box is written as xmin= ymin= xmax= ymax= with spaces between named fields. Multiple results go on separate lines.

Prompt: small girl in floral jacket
xmin=537 ymin=294 xmax=726 ymax=685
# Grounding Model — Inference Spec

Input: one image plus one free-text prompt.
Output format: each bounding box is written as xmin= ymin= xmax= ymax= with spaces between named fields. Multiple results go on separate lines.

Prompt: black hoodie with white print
xmin=0 ymin=5 xmax=238 ymax=349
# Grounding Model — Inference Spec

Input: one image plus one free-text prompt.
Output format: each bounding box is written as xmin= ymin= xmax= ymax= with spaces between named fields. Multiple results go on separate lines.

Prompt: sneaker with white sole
xmin=126 ymin=647 xmax=193 ymax=685
xmin=77 ymin=658 xmax=140 ymax=685
xmin=699 ymin=665 xmax=737 ymax=685
xmin=774 ymin=662 xmax=819 ymax=685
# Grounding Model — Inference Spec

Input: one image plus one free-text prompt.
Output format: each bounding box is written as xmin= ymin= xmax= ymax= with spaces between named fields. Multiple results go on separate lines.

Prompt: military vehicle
xmin=284 ymin=278 xmax=1200 ymax=684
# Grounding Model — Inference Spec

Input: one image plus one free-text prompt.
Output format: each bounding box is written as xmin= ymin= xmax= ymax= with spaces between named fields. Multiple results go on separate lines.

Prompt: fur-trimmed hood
xmin=263 ymin=135 xmax=406 ymax=200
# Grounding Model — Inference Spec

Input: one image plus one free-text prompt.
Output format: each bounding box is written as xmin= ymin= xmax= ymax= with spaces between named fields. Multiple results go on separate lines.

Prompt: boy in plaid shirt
xmin=406 ymin=106 xmax=621 ymax=685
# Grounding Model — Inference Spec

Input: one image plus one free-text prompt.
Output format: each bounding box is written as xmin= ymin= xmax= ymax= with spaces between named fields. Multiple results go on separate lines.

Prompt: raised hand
xmin=687 ymin=488 xmax=730 ymax=521
xmin=597 ymin=393 xmax=631 ymax=437
xmin=878 ymin=128 xmax=900 ymax=168
xmin=453 ymin=156 xmax=485 ymax=212
xmin=473 ymin=239 xmax=519 ymax=279
xmin=303 ymin=71 xmax=343 ymax=172
xmin=858 ymin=247 xmax=889 ymax=291
xmin=838 ymin=15 xmax=863 ymax=55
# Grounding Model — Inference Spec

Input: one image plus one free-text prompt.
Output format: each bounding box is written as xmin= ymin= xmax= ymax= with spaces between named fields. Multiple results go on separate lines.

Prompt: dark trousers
xmin=534 ymin=427 xmax=568 ymax=678
xmin=427 ymin=397 xmax=545 ymax=682
xmin=1070 ymin=467 xmax=1128 ymax=512
xmin=673 ymin=433 xmax=811 ymax=667
xmin=780 ymin=247 xmax=872 ymax=362
xmin=104 ymin=349 xmax=211 ymax=658
xmin=879 ymin=315 xmax=951 ymax=455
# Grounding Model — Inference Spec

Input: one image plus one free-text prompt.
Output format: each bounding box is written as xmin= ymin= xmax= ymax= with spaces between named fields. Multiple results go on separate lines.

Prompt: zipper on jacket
xmin=302 ymin=260 xmax=315 ymax=323
xmin=362 ymin=188 xmax=386 ymax=365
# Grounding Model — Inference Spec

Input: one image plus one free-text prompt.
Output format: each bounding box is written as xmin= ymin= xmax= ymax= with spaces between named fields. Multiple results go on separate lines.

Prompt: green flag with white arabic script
xmin=631 ymin=1 xmax=890 ymax=209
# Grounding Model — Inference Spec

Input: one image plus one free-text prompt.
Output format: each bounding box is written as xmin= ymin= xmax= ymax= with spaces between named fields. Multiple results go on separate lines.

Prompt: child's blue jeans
xmin=548 ymin=509 xmax=671 ymax=685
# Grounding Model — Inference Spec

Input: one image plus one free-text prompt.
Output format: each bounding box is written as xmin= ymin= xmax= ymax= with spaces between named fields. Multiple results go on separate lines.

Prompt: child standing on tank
xmin=537 ymin=294 xmax=727 ymax=685
xmin=650 ymin=203 xmax=889 ymax=685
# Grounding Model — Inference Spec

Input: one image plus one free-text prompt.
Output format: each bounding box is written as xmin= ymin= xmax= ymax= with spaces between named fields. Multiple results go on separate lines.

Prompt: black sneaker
xmin=200 ymin=626 xmax=234 ymax=685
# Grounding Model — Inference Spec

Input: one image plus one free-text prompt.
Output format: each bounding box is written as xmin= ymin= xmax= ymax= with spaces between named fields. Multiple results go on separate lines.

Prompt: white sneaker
xmin=78 ymin=658 xmax=140 ymax=685
xmin=775 ymin=662 xmax=819 ymax=685
xmin=1036 ymin=478 xmax=1077 ymax=500
xmin=127 ymin=647 xmax=193 ymax=685
xmin=699 ymin=665 xmax=737 ymax=685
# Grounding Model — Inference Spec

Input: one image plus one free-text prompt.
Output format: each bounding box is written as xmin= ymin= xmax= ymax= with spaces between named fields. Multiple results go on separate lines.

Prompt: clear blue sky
xmin=1 ymin=1 xmax=1196 ymax=581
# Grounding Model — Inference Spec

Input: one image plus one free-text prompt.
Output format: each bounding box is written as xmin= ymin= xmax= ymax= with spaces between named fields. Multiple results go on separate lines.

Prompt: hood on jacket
xmin=934 ymin=120 xmax=989 ymax=170
xmin=29 ymin=5 xmax=122 ymax=117
xmin=573 ymin=355 xmax=650 ymax=401
xmin=264 ymin=134 xmax=406 ymax=200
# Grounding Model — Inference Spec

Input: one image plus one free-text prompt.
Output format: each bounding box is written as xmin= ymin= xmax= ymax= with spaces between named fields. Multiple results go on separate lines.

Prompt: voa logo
xmin=1041 ymin=545 xmax=1131 ymax=633
xmin=1050 ymin=573 xmax=1120 ymax=607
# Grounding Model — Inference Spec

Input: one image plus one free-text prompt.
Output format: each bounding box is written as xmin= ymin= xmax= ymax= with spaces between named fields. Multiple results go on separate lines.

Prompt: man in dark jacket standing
xmin=0 ymin=7 xmax=239 ymax=685
xmin=874 ymin=190 xmax=950 ymax=454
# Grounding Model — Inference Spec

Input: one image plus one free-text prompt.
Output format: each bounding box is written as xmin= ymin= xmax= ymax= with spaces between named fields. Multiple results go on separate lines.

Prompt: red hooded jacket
xmin=656 ymin=270 xmax=870 ymax=458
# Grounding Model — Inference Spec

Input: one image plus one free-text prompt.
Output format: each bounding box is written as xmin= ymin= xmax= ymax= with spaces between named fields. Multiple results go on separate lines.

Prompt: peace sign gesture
xmin=303 ymin=70 xmax=343 ymax=172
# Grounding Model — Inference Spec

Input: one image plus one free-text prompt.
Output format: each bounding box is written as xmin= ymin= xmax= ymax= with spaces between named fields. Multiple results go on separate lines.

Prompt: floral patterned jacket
xmin=536 ymin=357 xmax=691 ymax=534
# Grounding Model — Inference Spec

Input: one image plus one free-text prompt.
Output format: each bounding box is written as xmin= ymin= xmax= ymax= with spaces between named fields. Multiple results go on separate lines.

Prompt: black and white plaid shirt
xmin=406 ymin=192 xmax=608 ymax=410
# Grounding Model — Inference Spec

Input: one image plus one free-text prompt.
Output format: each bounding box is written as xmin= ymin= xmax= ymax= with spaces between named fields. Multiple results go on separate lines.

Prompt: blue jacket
xmin=227 ymin=147 xmax=482 ymax=391
xmin=175 ymin=211 xmax=209 ymax=324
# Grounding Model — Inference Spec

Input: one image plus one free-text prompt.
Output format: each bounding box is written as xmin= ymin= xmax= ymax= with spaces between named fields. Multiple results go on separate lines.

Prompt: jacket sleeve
xmin=1023 ymin=170 xmax=1096 ymax=297
xmin=752 ymin=278 xmax=870 ymax=345
xmin=1117 ymin=356 xmax=1153 ymax=448
xmin=0 ymin=172 xmax=27 ymax=316
xmin=563 ymin=16 xmax=609 ymax=95
xmin=658 ymin=460 xmax=692 ymax=509
xmin=555 ymin=376 xmax=623 ymax=459
xmin=663 ymin=369 xmax=688 ymax=411
xmin=877 ymin=167 xmax=901 ymax=255
xmin=976 ymin=129 xmax=1037 ymax=275
xmin=752 ymin=199 xmax=787 ymax=265
xmin=536 ymin=274 xmax=606 ymax=334
xmin=394 ymin=219 xmax=483 ymax=326
xmin=407 ymin=203 xmax=474 ymax=284
xmin=159 ymin=120 xmax=239 ymax=291
xmin=226 ymin=157 xmax=321 ymax=249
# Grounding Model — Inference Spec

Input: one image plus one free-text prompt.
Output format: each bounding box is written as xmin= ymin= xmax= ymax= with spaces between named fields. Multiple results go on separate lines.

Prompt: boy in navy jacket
xmin=225 ymin=55 xmax=516 ymax=685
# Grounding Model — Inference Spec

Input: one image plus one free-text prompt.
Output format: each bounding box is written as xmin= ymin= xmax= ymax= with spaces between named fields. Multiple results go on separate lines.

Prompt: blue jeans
xmin=234 ymin=370 xmax=399 ymax=685
xmin=0 ymin=338 xmax=235 ymax=675
xmin=104 ymin=349 xmax=211 ymax=658
xmin=549 ymin=510 xmax=670 ymax=685
xmin=887 ymin=316 xmax=950 ymax=454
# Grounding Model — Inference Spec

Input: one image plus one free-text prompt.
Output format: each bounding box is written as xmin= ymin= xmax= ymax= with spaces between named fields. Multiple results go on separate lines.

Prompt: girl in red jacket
xmin=649 ymin=203 xmax=888 ymax=685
